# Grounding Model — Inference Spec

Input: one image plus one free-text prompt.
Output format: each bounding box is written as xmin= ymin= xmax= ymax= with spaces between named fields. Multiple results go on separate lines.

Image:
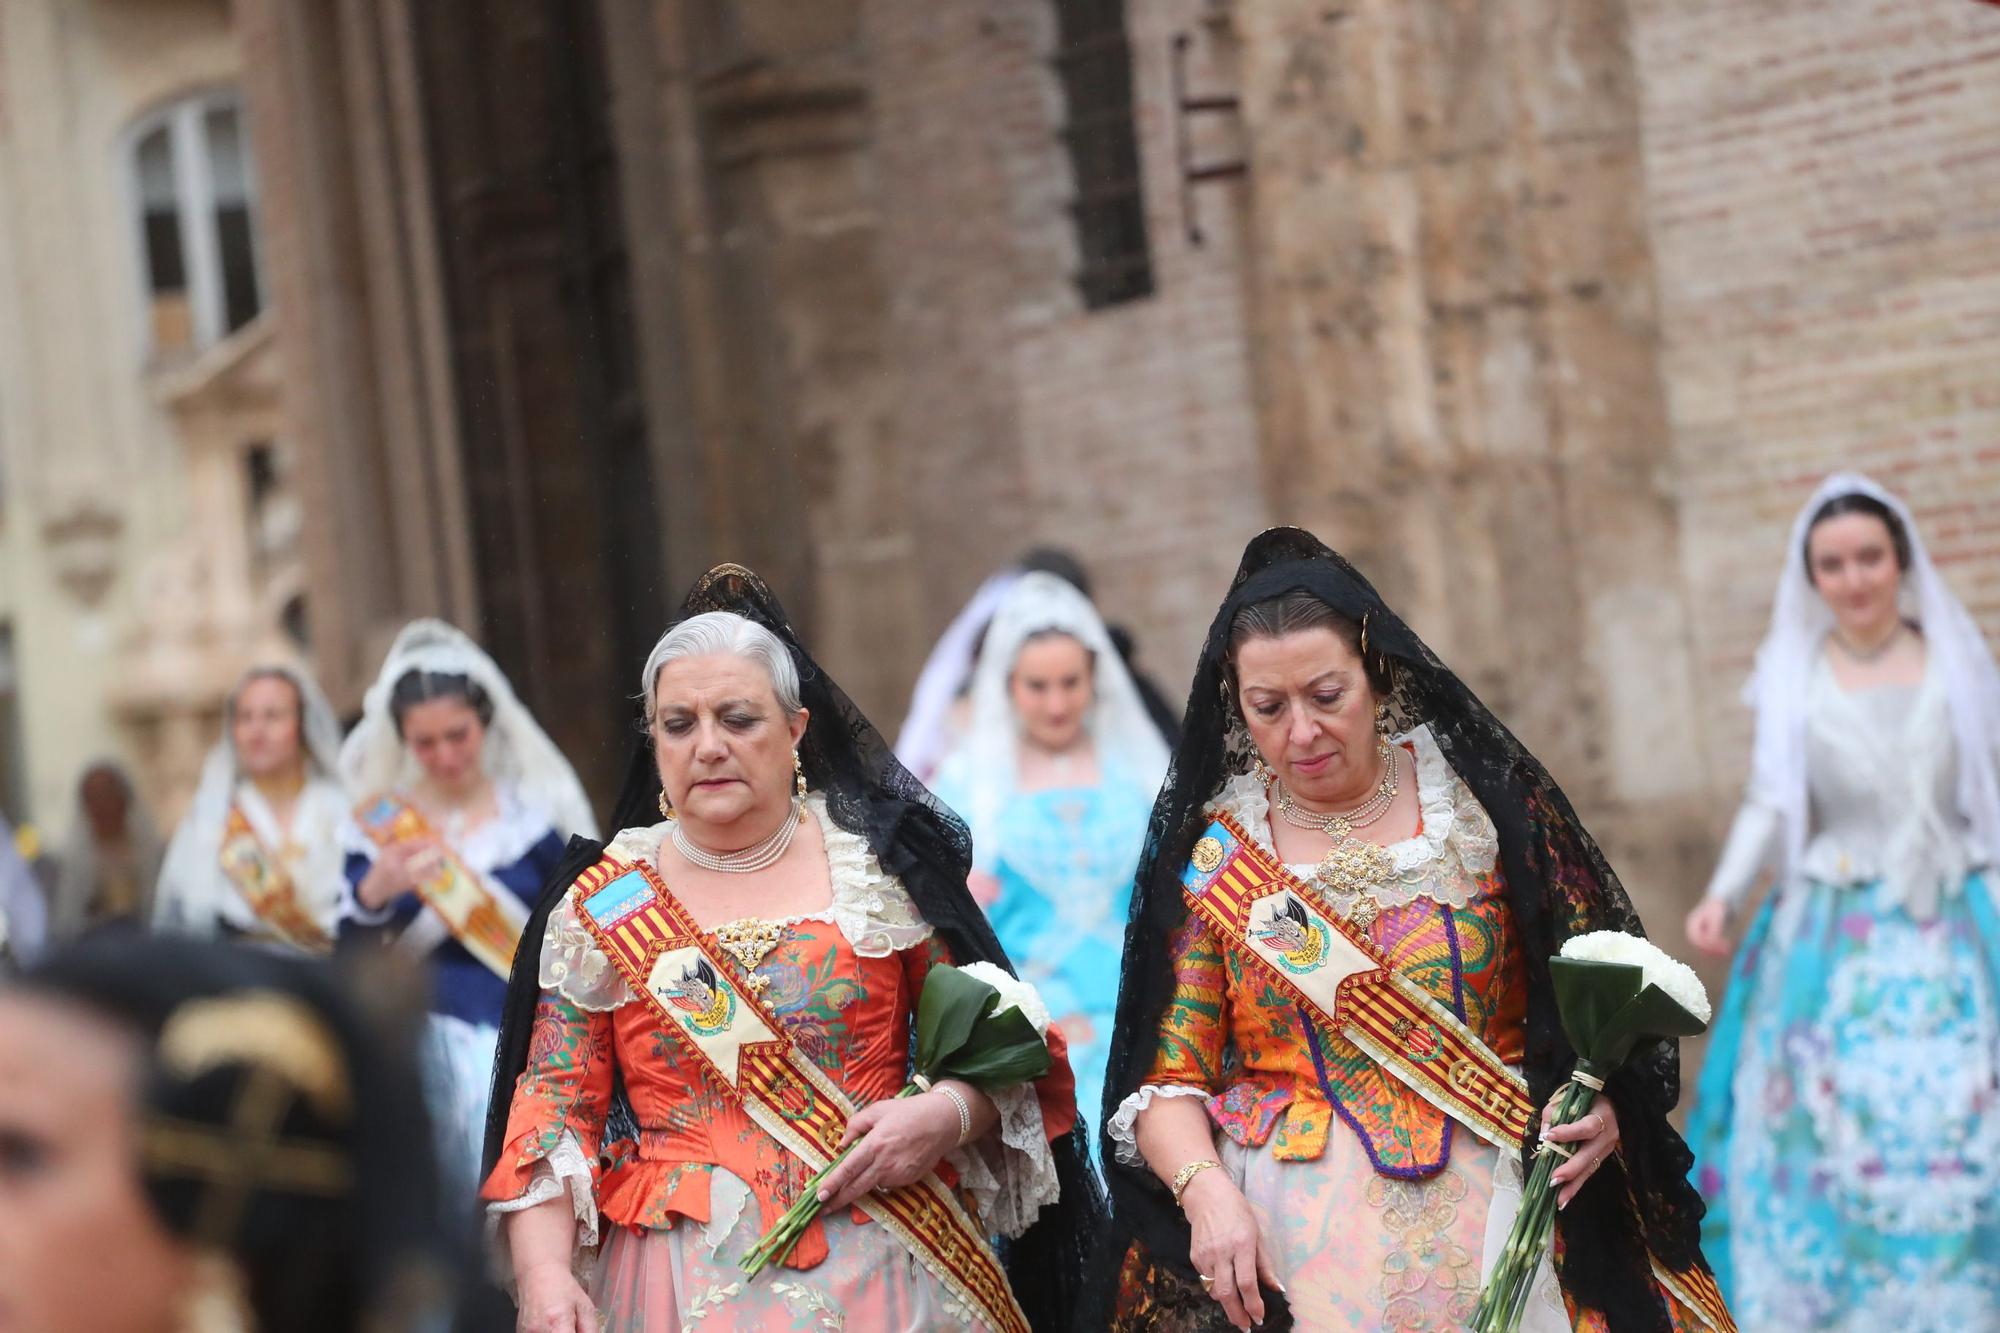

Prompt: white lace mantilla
xmin=1208 ymin=725 xmax=1499 ymax=915
xmin=538 ymin=796 xmax=935 ymax=1011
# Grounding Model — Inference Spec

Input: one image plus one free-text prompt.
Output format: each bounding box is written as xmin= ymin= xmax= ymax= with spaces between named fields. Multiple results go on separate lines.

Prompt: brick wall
xmin=1637 ymin=0 xmax=2000 ymax=795
xmin=860 ymin=0 xmax=1266 ymax=718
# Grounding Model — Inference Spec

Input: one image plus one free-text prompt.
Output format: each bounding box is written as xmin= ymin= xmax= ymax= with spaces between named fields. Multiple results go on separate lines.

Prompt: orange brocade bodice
xmin=1143 ymin=765 xmax=1530 ymax=1176
xmin=484 ymin=914 xmax=1076 ymax=1269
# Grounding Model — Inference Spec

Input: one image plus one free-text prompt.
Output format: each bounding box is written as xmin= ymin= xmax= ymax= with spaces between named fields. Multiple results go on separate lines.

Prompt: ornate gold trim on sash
xmin=1649 ymin=1257 xmax=1736 ymax=1333
xmin=1182 ymin=812 xmax=1536 ymax=1151
xmin=352 ymin=795 xmax=526 ymax=979
xmin=569 ymin=855 xmax=1031 ymax=1333
xmin=1184 ymin=815 xmax=1737 ymax=1333
xmin=218 ymin=805 xmax=331 ymax=953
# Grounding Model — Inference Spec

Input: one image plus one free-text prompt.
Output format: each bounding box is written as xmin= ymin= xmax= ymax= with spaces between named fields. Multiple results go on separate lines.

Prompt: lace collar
xmin=544 ymin=796 xmax=934 ymax=1011
xmin=1204 ymin=725 xmax=1499 ymax=911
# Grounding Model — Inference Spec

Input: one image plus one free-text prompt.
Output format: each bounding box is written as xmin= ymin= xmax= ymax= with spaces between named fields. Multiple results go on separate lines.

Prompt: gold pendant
xmin=1312 ymin=835 xmax=1392 ymax=926
xmin=713 ymin=918 xmax=787 ymax=996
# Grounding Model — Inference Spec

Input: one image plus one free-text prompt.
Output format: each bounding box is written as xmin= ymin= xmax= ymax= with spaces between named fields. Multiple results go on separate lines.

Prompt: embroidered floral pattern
xmin=1370 ymin=1168 xmax=1478 ymax=1329
xmin=1118 ymin=743 xmax=1528 ymax=1174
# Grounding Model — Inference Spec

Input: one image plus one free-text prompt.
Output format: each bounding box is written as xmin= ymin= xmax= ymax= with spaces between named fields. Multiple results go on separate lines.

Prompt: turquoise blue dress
xmin=1685 ymin=664 xmax=2000 ymax=1331
xmin=936 ymin=765 xmax=1154 ymax=1155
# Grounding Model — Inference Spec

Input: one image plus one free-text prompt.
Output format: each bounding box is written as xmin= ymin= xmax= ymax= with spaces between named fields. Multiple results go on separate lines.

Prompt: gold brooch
xmin=713 ymin=918 xmax=787 ymax=997
xmin=1191 ymin=836 xmax=1226 ymax=875
xmin=1310 ymin=837 xmax=1393 ymax=926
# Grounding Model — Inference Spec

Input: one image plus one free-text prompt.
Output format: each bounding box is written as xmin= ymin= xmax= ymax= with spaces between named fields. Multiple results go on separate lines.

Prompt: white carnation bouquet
xmin=1469 ymin=931 xmax=1712 ymax=1332
xmin=741 ymin=960 xmax=1053 ymax=1278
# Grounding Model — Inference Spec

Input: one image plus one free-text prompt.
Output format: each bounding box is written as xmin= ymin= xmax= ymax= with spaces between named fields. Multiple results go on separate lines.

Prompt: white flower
xmin=956 ymin=961 xmax=1053 ymax=1037
xmin=1559 ymin=931 xmax=1712 ymax=1025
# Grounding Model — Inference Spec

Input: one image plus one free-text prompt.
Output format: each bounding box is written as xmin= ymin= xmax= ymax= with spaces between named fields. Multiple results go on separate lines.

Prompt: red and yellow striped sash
xmin=353 ymin=795 xmax=526 ymax=979
xmin=217 ymin=805 xmax=331 ymax=953
xmin=569 ymin=855 xmax=1031 ymax=1333
xmin=1183 ymin=811 xmax=1536 ymax=1150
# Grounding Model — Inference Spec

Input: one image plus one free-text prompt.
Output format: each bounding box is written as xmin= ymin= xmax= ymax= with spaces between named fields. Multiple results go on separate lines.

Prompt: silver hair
xmin=641 ymin=611 xmax=803 ymax=719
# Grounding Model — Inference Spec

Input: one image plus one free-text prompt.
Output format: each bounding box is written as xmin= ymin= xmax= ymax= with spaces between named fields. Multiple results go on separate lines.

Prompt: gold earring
xmin=794 ymin=749 xmax=807 ymax=801
xmin=1376 ymin=701 xmax=1391 ymax=731
xmin=657 ymin=789 xmax=675 ymax=821
xmin=1252 ymin=753 xmax=1274 ymax=785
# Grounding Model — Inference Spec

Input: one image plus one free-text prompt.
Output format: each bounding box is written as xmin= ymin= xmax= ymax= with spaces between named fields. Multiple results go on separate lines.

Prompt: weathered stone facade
xmin=7 ymin=0 xmax=1999 ymax=950
xmin=0 ymin=0 xmax=306 ymax=830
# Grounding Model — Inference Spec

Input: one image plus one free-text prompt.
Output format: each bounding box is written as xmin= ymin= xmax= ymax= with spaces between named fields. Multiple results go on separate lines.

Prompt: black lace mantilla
xmin=482 ymin=564 xmax=1105 ymax=1333
xmin=1088 ymin=529 xmax=1713 ymax=1333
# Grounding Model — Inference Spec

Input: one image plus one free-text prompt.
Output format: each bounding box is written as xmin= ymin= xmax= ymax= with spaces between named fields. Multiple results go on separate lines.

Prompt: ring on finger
xmin=1197 ymin=1274 xmax=1213 ymax=1286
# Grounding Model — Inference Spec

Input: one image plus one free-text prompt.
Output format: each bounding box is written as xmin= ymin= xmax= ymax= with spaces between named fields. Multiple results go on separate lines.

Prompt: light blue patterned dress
xmin=1686 ymin=658 xmax=2000 ymax=1331
xmin=935 ymin=763 xmax=1154 ymax=1154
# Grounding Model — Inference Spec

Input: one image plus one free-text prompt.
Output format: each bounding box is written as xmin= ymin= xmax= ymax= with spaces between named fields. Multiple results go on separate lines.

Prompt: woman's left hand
xmin=816 ymin=1092 xmax=964 ymax=1211
xmin=1541 ymin=1092 xmax=1619 ymax=1209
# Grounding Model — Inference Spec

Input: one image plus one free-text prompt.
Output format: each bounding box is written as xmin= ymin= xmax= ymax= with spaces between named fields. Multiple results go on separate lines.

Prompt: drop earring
xmin=658 ymin=789 xmax=675 ymax=821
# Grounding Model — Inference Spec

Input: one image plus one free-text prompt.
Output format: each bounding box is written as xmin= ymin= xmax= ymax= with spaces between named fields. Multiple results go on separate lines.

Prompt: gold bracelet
xmin=1170 ymin=1158 xmax=1222 ymax=1208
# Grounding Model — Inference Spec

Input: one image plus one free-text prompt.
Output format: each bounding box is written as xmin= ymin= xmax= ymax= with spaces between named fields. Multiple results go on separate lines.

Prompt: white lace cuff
xmin=946 ymin=1082 xmax=1061 ymax=1239
xmin=485 ymin=1130 xmax=599 ymax=1249
xmin=1105 ymin=1084 xmax=1212 ymax=1168
xmin=539 ymin=896 xmax=634 ymax=1011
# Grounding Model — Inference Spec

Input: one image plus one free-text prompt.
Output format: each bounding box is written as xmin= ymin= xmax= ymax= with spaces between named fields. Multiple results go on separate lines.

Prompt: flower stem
xmin=1469 ymin=1076 xmax=1601 ymax=1333
xmin=739 ymin=1083 xmax=926 ymax=1278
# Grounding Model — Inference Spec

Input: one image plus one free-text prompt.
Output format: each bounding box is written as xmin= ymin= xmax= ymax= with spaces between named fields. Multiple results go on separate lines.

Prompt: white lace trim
xmin=485 ymin=1129 xmax=598 ymax=1248
xmin=1207 ymin=726 xmax=1499 ymax=913
xmin=945 ymin=1082 xmax=1063 ymax=1239
xmin=1105 ymin=1083 xmax=1212 ymax=1168
xmin=539 ymin=796 xmax=935 ymax=1010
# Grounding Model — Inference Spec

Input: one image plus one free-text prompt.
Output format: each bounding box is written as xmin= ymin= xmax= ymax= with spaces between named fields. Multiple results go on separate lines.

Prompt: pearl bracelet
xmin=937 ymin=1084 xmax=974 ymax=1147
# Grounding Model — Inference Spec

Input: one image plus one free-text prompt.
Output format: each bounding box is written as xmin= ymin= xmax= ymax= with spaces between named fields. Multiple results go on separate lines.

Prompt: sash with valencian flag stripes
xmin=353 ymin=795 xmax=529 ymax=980
xmin=1184 ymin=811 xmax=1536 ymax=1152
xmin=217 ymin=804 xmax=332 ymax=952
xmin=569 ymin=853 xmax=1034 ymax=1333
xmin=1183 ymin=812 xmax=1736 ymax=1333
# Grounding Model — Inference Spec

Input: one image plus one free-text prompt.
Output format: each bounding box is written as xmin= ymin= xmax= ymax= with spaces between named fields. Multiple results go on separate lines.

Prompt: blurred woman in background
xmin=154 ymin=665 xmax=349 ymax=952
xmin=50 ymin=760 xmax=163 ymax=941
xmin=339 ymin=619 xmax=595 ymax=1218
xmin=1684 ymin=474 xmax=2000 ymax=1329
xmin=933 ymin=571 xmax=1168 ymax=1150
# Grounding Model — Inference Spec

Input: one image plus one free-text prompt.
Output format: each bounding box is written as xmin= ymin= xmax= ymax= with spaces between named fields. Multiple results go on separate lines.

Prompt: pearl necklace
xmin=672 ymin=799 xmax=805 ymax=874
xmin=1831 ymin=622 xmax=1905 ymax=664
xmin=1276 ymin=738 xmax=1400 ymax=837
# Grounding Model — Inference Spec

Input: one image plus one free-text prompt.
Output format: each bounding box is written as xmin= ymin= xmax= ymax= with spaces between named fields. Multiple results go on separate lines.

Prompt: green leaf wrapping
xmin=1549 ymin=957 xmax=1645 ymax=1062
xmin=932 ymin=1007 xmax=1053 ymax=1089
xmin=914 ymin=964 xmax=1001 ymax=1072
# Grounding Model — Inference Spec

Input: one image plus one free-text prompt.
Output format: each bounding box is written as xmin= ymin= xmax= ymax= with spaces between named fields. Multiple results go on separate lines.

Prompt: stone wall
xmin=1226 ymin=0 xmax=1717 ymax=915
xmin=862 ymin=0 xmax=1266 ymax=713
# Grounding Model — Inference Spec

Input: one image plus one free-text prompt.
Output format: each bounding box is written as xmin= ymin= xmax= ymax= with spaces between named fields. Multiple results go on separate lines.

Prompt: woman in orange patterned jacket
xmin=482 ymin=566 xmax=1101 ymax=1333
xmin=1093 ymin=530 xmax=1731 ymax=1333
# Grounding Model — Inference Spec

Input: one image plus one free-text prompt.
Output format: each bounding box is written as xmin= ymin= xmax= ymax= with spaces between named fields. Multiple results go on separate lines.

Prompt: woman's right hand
xmin=514 ymin=1261 xmax=598 ymax=1333
xmin=355 ymin=838 xmax=442 ymax=911
xmin=1684 ymin=898 xmax=1732 ymax=958
xmin=1180 ymin=1167 xmax=1282 ymax=1330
